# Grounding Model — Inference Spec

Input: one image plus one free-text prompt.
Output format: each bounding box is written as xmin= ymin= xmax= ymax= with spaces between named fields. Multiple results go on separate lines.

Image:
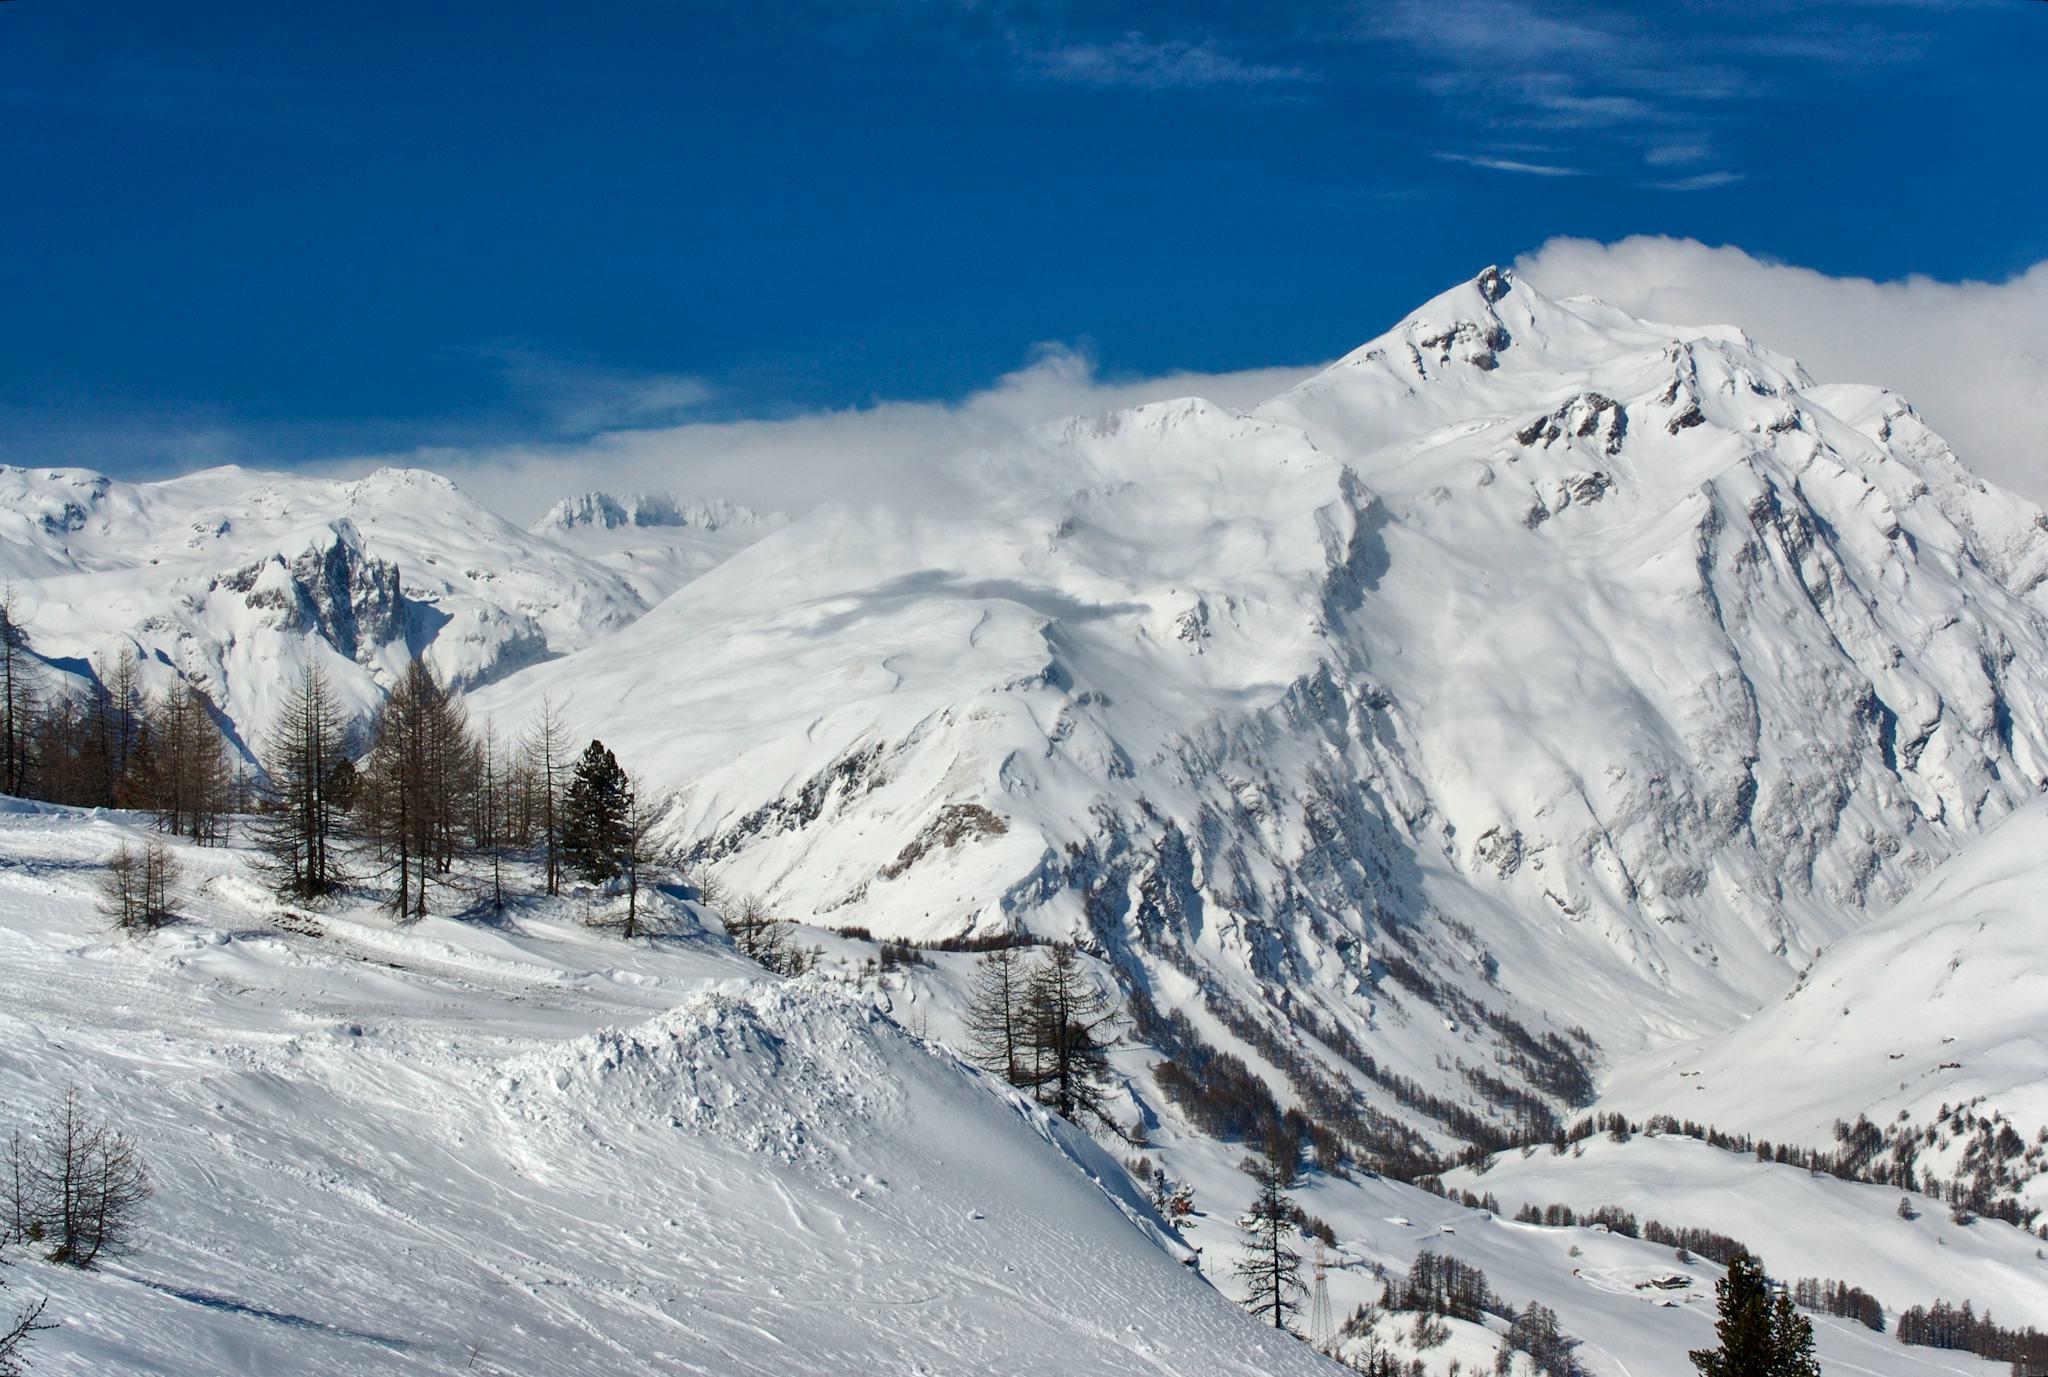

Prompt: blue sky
xmin=2 ymin=0 xmax=2042 ymax=493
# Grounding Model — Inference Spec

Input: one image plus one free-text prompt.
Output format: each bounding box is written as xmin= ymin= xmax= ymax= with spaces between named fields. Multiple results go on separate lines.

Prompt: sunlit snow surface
xmin=473 ymin=268 xmax=2048 ymax=1149
xmin=1597 ymin=794 xmax=2048 ymax=1204
xmin=0 ymin=803 xmax=1335 ymax=1376
xmin=1 ymin=806 xmax=2030 ymax=1375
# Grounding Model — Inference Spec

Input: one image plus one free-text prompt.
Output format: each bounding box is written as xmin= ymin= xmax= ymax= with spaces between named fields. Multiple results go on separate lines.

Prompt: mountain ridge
xmin=467 ymin=266 xmax=2048 ymax=1160
xmin=7 ymin=267 xmax=2047 ymax=1165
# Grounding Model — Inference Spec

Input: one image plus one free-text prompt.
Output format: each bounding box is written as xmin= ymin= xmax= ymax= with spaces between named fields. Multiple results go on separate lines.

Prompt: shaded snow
xmin=1600 ymin=795 xmax=2048 ymax=1201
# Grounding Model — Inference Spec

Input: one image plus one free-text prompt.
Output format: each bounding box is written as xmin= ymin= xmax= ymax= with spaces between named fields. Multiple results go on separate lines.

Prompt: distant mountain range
xmin=8 ymin=264 xmax=2047 ymax=1190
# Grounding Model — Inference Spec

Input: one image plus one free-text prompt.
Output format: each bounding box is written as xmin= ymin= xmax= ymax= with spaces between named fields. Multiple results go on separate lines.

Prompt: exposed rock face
xmin=878 ymin=803 xmax=1009 ymax=880
xmin=223 ymin=520 xmax=406 ymax=662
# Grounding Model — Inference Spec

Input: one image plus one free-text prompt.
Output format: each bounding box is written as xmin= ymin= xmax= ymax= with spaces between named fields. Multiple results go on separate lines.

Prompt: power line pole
xmin=1308 ymin=1242 xmax=1335 ymax=1353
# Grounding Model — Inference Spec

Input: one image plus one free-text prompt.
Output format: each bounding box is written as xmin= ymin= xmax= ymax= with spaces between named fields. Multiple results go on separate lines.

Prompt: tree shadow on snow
xmin=125 ymin=1275 xmax=418 ymax=1352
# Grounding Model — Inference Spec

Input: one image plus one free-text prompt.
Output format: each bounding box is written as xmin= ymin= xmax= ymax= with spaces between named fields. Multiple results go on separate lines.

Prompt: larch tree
xmin=520 ymin=696 xmax=570 ymax=897
xmin=98 ymin=838 xmax=180 ymax=932
xmin=252 ymin=660 xmax=353 ymax=901
xmin=98 ymin=645 xmax=144 ymax=799
xmin=4 ymin=1086 xmax=152 ymax=1270
xmin=40 ymin=643 xmax=150 ymax=809
xmin=0 ymin=589 xmax=41 ymax=798
xmin=473 ymin=721 xmax=510 ymax=911
xmin=143 ymin=682 xmax=231 ymax=845
xmin=724 ymin=895 xmax=808 ymax=975
xmin=360 ymin=658 xmax=478 ymax=918
xmin=618 ymin=786 xmax=662 ymax=939
xmin=1021 ymin=943 xmax=1123 ymax=1134
xmin=27 ymin=692 xmax=88 ymax=805
xmin=98 ymin=842 xmax=141 ymax=930
xmin=1233 ymin=1147 xmax=1306 ymax=1333
xmin=962 ymin=944 xmax=1031 ymax=1085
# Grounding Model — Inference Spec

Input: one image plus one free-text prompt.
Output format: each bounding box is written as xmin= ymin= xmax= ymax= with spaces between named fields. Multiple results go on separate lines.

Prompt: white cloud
xmin=481 ymin=349 xmax=716 ymax=435
xmin=1516 ymin=236 xmax=2048 ymax=505
xmin=1020 ymin=35 xmax=1312 ymax=90
xmin=1434 ymin=151 xmax=1586 ymax=178
xmin=1643 ymin=170 xmax=1742 ymax=192
xmin=317 ymin=347 xmax=1319 ymax=525
xmin=1365 ymin=0 xmax=1957 ymax=180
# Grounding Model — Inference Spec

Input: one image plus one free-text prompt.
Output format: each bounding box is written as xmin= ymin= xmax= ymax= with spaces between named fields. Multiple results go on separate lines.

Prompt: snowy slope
xmin=1597 ymin=795 xmax=2048 ymax=1201
xmin=0 ymin=806 xmax=2014 ymax=1377
xmin=532 ymin=491 xmax=784 ymax=605
xmin=0 ymin=804 xmax=1340 ymax=1377
xmin=471 ymin=266 xmax=2048 ymax=1157
xmin=1444 ymin=1134 xmax=2048 ymax=1324
xmin=0 ymin=465 xmax=653 ymax=749
xmin=859 ymin=939 xmax=2025 ymax=1377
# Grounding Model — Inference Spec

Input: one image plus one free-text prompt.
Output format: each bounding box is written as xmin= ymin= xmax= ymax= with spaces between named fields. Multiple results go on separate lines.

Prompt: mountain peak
xmin=535 ymin=491 xmax=769 ymax=534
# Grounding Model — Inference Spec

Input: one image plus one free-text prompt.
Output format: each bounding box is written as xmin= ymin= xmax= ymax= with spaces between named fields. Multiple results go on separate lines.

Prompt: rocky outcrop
xmin=220 ymin=519 xmax=406 ymax=662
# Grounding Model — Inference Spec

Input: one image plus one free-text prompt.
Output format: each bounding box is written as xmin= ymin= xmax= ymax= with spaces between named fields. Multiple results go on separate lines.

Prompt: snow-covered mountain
xmin=537 ymin=491 xmax=765 ymax=533
xmin=8 ymin=265 xmax=2048 ymax=1372
xmin=0 ymin=469 xmax=769 ymax=751
xmin=8 ymin=268 xmax=2045 ymax=1166
xmin=532 ymin=491 xmax=784 ymax=605
xmin=472 ymin=266 xmax=2048 ymax=1162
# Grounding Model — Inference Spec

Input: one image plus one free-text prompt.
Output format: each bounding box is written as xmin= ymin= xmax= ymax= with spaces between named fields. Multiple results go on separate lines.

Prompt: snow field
xmin=0 ymin=806 xmax=1336 ymax=1376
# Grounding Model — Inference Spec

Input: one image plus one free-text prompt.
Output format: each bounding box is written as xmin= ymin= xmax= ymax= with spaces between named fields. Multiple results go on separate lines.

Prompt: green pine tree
xmin=1690 ymin=1250 xmax=1819 ymax=1377
xmin=561 ymin=739 xmax=631 ymax=884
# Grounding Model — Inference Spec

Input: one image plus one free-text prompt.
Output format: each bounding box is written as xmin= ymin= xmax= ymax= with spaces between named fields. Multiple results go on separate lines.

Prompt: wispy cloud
xmin=1019 ymin=34 xmax=1313 ymax=91
xmin=1434 ymin=151 xmax=1587 ymax=178
xmin=478 ymin=349 xmax=716 ymax=437
xmin=1364 ymin=0 xmax=1955 ymax=181
xmin=1517 ymin=235 xmax=2048 ymax=507
xmin=1646 ymin=170 xmax=1743 ymax=193
xmin=1644 ymin=141 xmax=1713 ymax=167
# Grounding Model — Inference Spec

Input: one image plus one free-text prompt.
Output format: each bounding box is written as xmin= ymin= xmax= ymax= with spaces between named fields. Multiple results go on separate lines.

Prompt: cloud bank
xmin=330 ymin=348 xmax=1318 ymax=526
xmin=1517 ymin=236 xmax=2048 ymax=507
xmin=329 ymin=239 xmax=2048 ymax=525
